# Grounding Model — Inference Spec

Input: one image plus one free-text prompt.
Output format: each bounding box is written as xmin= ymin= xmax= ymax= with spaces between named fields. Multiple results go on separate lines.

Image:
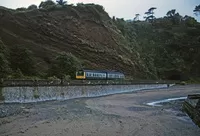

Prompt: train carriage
xmin=76 ymin=69 xmax=125 ymax=80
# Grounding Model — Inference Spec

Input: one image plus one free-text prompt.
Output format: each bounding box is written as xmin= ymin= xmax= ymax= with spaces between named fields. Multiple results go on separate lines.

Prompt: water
xmin=146 ymin=97 xmax=187 ymax=106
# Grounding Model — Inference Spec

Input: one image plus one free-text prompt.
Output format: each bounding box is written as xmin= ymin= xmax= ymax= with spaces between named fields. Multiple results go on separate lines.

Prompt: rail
xmin=0 ymin=79 xmax=179 ymax=87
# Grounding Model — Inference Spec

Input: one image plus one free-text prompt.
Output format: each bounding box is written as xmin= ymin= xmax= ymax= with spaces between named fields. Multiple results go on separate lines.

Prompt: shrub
xmin=11 ymin=69 xmax=24 ymax=79
xmin=16 ymin=7 xmax=27 ymax=11
xmin=47 ymin=76 xmax=59 ymax=80
xmin=56 ymin=0 xmax=67 ymax=6
xmin=27 ymin=4 xmax=37 ymax=10
xmin=9 ymin=46 xmax=36 ymax=76
xmin=39 ymin=0 xmax=56 ymax=9
xmin=0 ymin=39 xmax=11 ymax=79
xmin=48 ymin=52 xmax=82 ymax=79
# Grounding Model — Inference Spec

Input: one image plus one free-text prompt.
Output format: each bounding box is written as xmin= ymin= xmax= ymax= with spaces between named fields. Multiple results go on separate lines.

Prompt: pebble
xmin=20 ymin=130 xmax=25 ymax=133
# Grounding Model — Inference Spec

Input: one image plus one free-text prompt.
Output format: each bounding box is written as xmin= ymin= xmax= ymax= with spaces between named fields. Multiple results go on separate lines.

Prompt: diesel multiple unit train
xmin=76 ymin=69 xmax=125 ymax=80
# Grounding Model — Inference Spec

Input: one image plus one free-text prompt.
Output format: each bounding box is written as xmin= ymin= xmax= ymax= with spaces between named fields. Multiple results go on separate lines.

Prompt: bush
xmin=48 ymin=52 xmax=82 ymax=79
xmin=47 ymin=76 xmax=59 ymax=80
xmin=0 ymin=53 xmax=10 ymax=79
xmin=0 ymin=39 xmax=11 ymax=79
xmin=9 ymin=46 xmax=37 ymax=76
xmin=27 ymin=4 xmax=37 ymax=10
xmin=10 ymin=69 xmax=24 ymax=79
xmin=56 ymin=0 xmax=67 ymax=6
xmin=16 ymin=7 xmax=27 ymax=11
xmin=39 ymin=0 xmax=56 ymax=9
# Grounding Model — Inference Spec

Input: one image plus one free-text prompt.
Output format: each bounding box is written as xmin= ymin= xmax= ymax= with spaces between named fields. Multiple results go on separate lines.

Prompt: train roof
xmin=78 ymin=69 xmax=124 ymax=75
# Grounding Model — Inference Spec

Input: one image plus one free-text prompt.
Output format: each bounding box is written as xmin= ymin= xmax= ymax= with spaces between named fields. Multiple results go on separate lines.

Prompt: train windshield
xmin=76 ymin=70 xmax=84 ymax=76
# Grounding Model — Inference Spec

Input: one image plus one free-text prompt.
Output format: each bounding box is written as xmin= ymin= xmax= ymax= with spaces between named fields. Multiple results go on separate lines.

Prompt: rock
xmin=20 ymin=130 xmax=25 ymax=133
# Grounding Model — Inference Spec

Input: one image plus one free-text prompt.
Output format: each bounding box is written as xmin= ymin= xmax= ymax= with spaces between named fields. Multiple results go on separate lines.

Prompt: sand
xmin=0 ymin=85 xmax=200 ymax=136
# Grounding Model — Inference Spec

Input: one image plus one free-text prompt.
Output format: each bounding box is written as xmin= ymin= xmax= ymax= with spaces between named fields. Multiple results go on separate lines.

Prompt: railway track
xmin=0 ymin=79 xmax=179 ymax=87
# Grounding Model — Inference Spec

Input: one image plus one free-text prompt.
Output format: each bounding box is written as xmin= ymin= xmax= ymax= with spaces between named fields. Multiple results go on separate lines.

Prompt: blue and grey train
xmin=76 ymin=69 xmax=125 ymax=80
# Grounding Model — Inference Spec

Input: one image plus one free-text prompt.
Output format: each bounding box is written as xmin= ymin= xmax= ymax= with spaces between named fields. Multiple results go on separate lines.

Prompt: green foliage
xmin=39 ymin=0 xmax=56 ymax=9
xmin=115 ymin=12 xmax=200 ymax=79
xmin=48 ymin=52 xmax=82 ymax=79
xmin=10 ymin=69 xmax=24 ymax=79
xmin=16 ymin=7 xmax=27 ymax=11
xmin=33 ymin=88 xmax=40 ymax=99
xmin=187 ymin=78 xmax=200 ymax=84
xmin=56 ymin=0 xmax=67 ymax=6
xmin=166 ymin=9 xmax=176 ymax=17
xmin=47 ymin=76 xmax=59 ymax=80
xmin=183 ymin=15 xmax=198 ymax=27
xmin=0 ymin=39 xmax=11 ymax=79
xmin=27 ymin=4 xmax=37 ymax=10
xmin=179 ymin=81 xmax=187 ymax=85
xmin=0 ymin=53 xmax=10 ymax=78
xmin=165 ymin=9 xmax=183 ymax=25
xmin=89 ymin=4 xmax=105 ymax=13
xmin=144 ymin=7 xmax=157 ymax=22
xmin=9 ymin=46 xmax=36 ymax=77
xmin=1 ymin=4 xmax=200 ymax=80
xmin=134 ymin=14 xmax=140 ymax=21
xmin=194 ymin=5 xmax=200 ymax=16
xmin=77 ymin=3 xmax=105 ymax=12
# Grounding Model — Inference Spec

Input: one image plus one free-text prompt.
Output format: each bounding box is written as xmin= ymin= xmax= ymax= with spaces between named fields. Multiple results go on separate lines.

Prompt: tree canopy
xmin=134 ymin=14 xmax=140 ymax=21
xmin=9 ymin=46 xmax=36 ymax=76
xmin=144 ymin=7 xmax=157 ymax=22
xmin=27 ymin=4 xmax=37 ymax=10
xmin=165 ymin=9 xmax=182 ymax=25
xmin=166 ymin=9 xmax=176 ymax=17
xmin=48 ymin=52 xmax=82 ymax=79
xmin=39 ymin=0 xmax=56 ymax=9
xmin=0 ymin=39 xmax=10 ymax=79
xmin=56 ymin=0 xmax=67 ymax=6
xmin=194 ymin=5 xmax=200 ymax=16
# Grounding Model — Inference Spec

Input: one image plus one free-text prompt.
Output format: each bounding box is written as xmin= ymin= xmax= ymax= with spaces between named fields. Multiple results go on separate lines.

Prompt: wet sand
xmin=0 ymin=85 xmax=200 ymax=136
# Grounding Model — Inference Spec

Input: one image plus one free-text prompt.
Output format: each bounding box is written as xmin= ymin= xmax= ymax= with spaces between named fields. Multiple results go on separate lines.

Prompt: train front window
xmin=77 ymin=71 xmax=84 ymax=76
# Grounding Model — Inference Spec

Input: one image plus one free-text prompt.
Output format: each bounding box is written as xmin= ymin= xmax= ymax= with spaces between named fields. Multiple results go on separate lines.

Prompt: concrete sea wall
xmin=0 ymin=84 xmax=174 ymax=103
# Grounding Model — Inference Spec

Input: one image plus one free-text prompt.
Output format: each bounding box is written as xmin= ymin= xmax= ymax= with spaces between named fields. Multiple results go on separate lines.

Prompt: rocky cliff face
xmin=0 ymin=5 xmax=148 ymax=78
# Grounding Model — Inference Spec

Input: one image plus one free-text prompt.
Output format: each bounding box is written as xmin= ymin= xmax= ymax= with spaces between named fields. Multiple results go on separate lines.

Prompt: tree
xmin=48 ymin=52 xmax=82 ymax=79
xmin=166 ymin=9 xmax=182 ymax=24
xmin=56 ymin=0 xmax=67 ymax=6
xmin=194 ymin=5 xmax=200 ymax=16
xmin=0 ymin=53 xmax=10 ymax=79
xmin=134 ymin=14 xmax=140 ymax=21
xmin=144 ymin=7 xmax=157 ymax=22
xmin=28 ymin=4 xmax=37 ymax=10
xmin=166 ymin=9 xmax=176 ymax=17
xmin=183 ymin=15 xmax=197 ymax=27
xmin=0 ymin=39 xmax=11 ymax=79
xmin=39 ymin=0 xmax=56 ymax=9
xmin=16 ymin=7 xmax=27 ymax=11
xmin=9 ymin=46 xmax=36 ymax=76
xmin=112 ymin=16 xmax=116 ymax=22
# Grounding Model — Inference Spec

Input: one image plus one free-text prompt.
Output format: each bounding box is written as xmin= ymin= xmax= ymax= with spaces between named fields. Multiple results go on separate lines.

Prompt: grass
xmin=187 ymin=78 xmax=200 ymax=84
xmin=33 ymin=88 xmax=40 ymax=99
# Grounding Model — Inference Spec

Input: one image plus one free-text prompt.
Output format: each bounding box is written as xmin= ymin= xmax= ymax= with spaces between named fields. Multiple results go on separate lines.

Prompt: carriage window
xmin=77 ymin=71 xmax=84 ymax=76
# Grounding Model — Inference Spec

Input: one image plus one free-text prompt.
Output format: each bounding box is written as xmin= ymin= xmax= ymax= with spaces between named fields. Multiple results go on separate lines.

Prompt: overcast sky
xmin=0 ymin=0 xmax=199 ymax=21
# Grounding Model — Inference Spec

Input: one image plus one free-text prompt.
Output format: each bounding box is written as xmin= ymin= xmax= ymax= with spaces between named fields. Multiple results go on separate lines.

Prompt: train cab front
xmin=76 ymin=70 xmax=86 ymax=79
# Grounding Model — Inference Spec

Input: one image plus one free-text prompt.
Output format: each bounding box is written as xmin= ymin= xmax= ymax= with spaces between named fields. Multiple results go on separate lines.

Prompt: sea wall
xmin=1 ymin=84 xmax=174 ymax=103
